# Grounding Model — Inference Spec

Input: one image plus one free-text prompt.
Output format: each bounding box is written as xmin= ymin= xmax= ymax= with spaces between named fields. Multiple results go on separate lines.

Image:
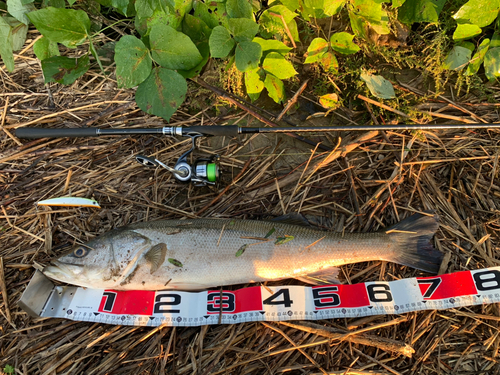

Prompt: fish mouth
xmin=43 ymin=261 xmax=84 ymax=283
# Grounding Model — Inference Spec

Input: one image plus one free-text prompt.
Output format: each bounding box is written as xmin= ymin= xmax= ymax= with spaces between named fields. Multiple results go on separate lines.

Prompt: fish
xmin=42 ymin=212 xmax=442 ymax=290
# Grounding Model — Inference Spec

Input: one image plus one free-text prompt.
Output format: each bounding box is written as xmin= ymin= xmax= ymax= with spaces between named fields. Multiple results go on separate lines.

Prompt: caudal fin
xmin=385 ymin=212 xmax=442 ymax=273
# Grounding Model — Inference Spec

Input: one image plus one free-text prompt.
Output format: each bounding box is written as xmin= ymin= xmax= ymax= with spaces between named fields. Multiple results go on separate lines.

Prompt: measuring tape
xmin=20 ymin=267 xmax=500 ymax=327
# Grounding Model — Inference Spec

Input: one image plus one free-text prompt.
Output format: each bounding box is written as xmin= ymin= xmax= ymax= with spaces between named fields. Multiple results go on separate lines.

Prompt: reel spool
xmin=173 ymin=156 xmax=220 ymax=186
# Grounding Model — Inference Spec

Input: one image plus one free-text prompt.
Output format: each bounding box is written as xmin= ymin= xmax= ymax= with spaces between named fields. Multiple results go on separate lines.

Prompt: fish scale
xmin=43 ymin=213 xmax=443 ymax=290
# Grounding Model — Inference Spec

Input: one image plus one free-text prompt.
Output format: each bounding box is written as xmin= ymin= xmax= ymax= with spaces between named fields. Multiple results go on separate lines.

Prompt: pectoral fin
xmin=144 ymin=243 xmax=167 ymax=274
xmin=296 ymin=267 xmax=340 ymax=285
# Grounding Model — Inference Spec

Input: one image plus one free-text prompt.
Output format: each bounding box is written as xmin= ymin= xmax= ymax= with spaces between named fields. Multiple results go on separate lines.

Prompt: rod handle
xmin=15 ymin=127 xmax=100 ymax=139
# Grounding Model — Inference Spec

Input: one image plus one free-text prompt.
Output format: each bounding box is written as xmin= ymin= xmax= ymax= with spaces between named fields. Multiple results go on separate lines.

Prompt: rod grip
xmin=15 ymin=127 xmax=100 ymax=139
xmin=185 ymin=125 xmax=239 ymax=137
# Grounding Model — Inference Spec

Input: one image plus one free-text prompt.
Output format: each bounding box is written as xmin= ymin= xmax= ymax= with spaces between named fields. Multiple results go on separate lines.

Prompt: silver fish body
xmin=43 ymin=213 xmax=442 ymax=290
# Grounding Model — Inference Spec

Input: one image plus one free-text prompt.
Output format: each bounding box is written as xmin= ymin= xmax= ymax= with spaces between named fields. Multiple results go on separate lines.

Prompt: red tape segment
xmin=40 ymin=267 xmax=500 ymax=326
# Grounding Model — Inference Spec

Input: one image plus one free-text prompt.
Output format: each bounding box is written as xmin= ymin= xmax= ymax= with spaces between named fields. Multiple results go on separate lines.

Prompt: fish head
xmin=43 ymin=229 xmax=151 ymax=289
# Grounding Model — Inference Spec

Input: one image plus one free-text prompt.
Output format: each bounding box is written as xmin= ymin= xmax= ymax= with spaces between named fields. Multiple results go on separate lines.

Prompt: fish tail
xmin=385 ymin=212 xmax=442 ymax=273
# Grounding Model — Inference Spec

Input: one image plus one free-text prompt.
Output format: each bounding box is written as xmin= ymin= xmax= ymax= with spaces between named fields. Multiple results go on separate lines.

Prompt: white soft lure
xmin=37 ymin=197 xmax=101 ymax=208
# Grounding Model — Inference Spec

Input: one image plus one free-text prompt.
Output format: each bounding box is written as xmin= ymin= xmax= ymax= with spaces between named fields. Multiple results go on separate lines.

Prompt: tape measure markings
xmin=35 ymin=267 xmax=500 ymax=327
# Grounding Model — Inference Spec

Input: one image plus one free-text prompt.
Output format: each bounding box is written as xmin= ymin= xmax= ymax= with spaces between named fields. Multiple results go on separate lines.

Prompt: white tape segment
xmin=39 ymin=267 xmax=500 ymax=326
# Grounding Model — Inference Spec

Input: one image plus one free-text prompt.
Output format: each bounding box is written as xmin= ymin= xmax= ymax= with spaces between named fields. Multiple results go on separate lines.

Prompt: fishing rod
xmin=14 ymin=122 xmax=500 ymax=186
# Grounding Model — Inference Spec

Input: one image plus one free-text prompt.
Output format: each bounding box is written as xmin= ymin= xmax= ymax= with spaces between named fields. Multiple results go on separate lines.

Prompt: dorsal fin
xmin=271 ymin=213 xmax=311 ymax=227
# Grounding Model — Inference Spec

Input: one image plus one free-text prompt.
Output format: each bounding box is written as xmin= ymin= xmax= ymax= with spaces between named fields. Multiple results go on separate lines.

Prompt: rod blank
xmin=14 ymin=122 xmax=500 ymax=140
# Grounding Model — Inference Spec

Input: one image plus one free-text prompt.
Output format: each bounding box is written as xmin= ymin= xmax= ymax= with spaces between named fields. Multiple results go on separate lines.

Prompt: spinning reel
xmin=135 ymin=133 xmax=220 ymax=187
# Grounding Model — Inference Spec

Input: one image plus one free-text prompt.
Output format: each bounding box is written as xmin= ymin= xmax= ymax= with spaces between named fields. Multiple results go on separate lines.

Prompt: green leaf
xmin=264 ymin=73 xmax=285 ymax=103
xmin=182 ymin=13 xmax=212 ymax=43
xmin=466 ymin=38 xmax=489 ymax=76
xmin=150 ymin=24 xmax=202 ymax=70
xmin=111 ymin=0 xmax=131 ymax=16
xmin=245 ymin=67 xmax=265 ymax=101
xmin=261 ymin=5 xmax=297 ymax=25
xmin=167 ymin=258 xmax=183 ymax=267
xmin=136 ymin=0 xmax=192 ymax=31
xmin=453 ymin=0 xmax=500 ymax=28
xmin=235 ymin=40 xmax=262 ymax=72
xmin=300 ymin=0 xmax=329 ymax=20
xmin=88 ymin=37 xmax=105 ymax=74
xmin=135 ymin=0 xmax=161 ymax=18
xmin=115 ymin=35 xmax=152 ymax=88
xmin=304 ymin=39 xmax=339 ymax=72
xmin=330 ymin=32 xmax=360 ymax=55
xmin=7 ymin=0 xmax=35 ymax=25
xmin=226 ymin=0 xmax=253 ymax=19
xmin=193 ymin=0 xmax=229 ymax=29
xmin=280 ymin=0 xmax=299 ymax=12
xmin=177 ymin=41 xmax=209 ymax=78
xmin=321 ymin=51 xmax=338 ymax=72
xmin=360 ymin=72 xmax=396 ymax=99
xmin=264 ymin=227 xmax=276 ymax=238
xmin=484 ymin=47 xmax=500 ymax=81
xmin=491 ymin=32 xmax=500 ymax=48
xmin=304 ymin=37 xmax=328 ymax=63
xmin=274 ymin=235 xmax=294 ymax=245
xmin=443 ymin=45 xmax=472 ymax=70
xmin=209 ymin=25 xmax=235 ymax=58
xmin=7 ymin=17 xmax=27 ymax=50
xmin=33 ymin=36 xmax=59 ymax=60
xmin=27 ymin=8 xmax=90 ymax=48
xmin=135 ymin=9 xmax=180 ymax=37
xmin=392 ymin=0 xmax=406 ymax=7
xmin=46 ymin=0 xmax=65 ymax=7
xmin=398 ymin=0 xmax=446 ymax=25
xmin=169 ymin=0 xmax=193 ymax=21
xmin=228 ymin=18 xmax=259 ymax=43
xmin=41 ymin=55 xmax=90 ymax=85
xmin=319 ymin=93 xmax=339 ymax=109
xmin=260 ymin=5 xmax=299 ymax=42
xmin=0 ymin=17 xmax=14 ymax=72
xmin=235 ymin=244 xmax=248 ymax=257
xmin=262 ymin=51 xmax=297 ymax=79
xmin=252 ymin=37 xmax=292 ymax=54
xmin=348 ymin=0 xmax=390 ymax=38
xmin=324 ymin=0 xmax=345 ymax=16
xmin=453 ymin=23 xmax=482 ymax=41
xmin=136 ymin=67 xmax=187 ymax=121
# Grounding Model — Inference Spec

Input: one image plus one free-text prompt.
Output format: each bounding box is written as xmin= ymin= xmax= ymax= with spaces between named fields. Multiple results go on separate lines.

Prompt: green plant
xmin=3 ymin=364 xmax=15 ymax=375
xmin=0 ymin=0 xmax=498 ymax=121
xmin=443 ymin=0 xmax=500 ymax=79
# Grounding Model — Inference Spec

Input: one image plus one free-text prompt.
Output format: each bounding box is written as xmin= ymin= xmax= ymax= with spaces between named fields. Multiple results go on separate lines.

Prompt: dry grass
xmin=1 ymin=36 xmax=500 ymax=375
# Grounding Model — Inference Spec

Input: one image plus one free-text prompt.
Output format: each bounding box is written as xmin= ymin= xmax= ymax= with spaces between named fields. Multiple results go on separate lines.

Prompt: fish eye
xmin=73 ymin=247 xmax=89 ymax=258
